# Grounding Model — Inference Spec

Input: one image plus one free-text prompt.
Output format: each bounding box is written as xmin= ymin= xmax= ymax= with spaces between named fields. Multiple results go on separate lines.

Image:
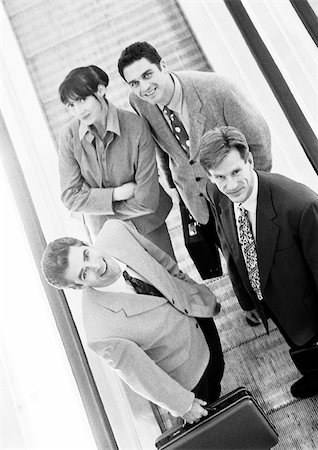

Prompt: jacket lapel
xmin=72 ymin=120 xmax=103 ymax=187
xmin=218 ymin=195 xmax=240 ymax=257
xmin=176 ymin=73 xmax=206 ymax=160
xmin=86 ymin=288 xmax=167 ymax=317
xmin=132 ymin=99 xmax=189 ymax=161
xmin=256 ymin=172 xmax=279 ymax=291
xmin=100 ymin=239 xmax=178 ymax=302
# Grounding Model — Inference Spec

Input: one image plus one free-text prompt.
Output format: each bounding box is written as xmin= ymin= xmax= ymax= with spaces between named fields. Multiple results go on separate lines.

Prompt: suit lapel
xmin=133 ymin=98 xmax=188 ymax=161
xmin=256 ymin=173 xmax=279 ymax=291
xmin=87 ymin=237 xmax=171 ymax=315
xmin=176 ymin=73 xmax=206 ymax=160
xmin=101 ymin=237 xmax=177 ymax=301
xmin=86 ymin=288 xmax=167 ymax=317
xmin=218 ymin=196 xmax=240 ymax=257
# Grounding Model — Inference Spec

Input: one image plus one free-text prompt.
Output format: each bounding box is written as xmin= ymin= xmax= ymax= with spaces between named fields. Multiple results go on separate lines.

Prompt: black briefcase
xmin=155 ymin=387 xmax=278 ymax=450
xmin=179 ymin=200 xmax=222 ymax=279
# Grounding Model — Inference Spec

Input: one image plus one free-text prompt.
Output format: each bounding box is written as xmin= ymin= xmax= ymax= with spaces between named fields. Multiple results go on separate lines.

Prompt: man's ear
xmin=97 ymin=84 xmax=107 ymax=97
xmin=247 ymin=151 xmax=254 ymax=168
xmin=159 ymin=59 xmax=168 ymax=72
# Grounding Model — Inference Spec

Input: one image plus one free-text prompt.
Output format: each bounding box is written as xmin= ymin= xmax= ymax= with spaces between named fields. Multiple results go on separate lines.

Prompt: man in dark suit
xmin=41 ymin=220 xmax=224 ymax=423
xmin=117 ymin=42 xmax=272 ymax=279
xmin=199 ymin=125 xmax=318 ymax=399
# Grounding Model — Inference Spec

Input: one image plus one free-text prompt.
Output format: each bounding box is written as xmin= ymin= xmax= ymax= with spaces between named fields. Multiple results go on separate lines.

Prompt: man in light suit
xmin=199 ymin=126 xmax=318 ymax=399
xmin=41 ymin=220 xmax=224 ymax=422
xmin=117 ymin=42 xmax=272 ymax=281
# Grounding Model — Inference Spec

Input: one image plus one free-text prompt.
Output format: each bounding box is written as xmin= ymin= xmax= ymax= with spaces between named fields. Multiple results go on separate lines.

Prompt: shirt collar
xmin=234 ymin=170 xmax=258 ymax=214
xmin=158 ymin=73 xmax=183 ymax=114
xmin=78 ymin=101 xmax=120 ymax=141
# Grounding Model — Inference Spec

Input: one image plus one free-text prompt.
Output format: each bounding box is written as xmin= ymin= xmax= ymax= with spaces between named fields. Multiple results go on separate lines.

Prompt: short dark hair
xmin=59 ymin=65 xmax=109 ymax=105
xmin=199 ymin=126 xmax=249 ymax=172
xmin=41 ymin=237 xmax=87 ymax=289
xmin=118 ymin=42 xmax=162 ymax=80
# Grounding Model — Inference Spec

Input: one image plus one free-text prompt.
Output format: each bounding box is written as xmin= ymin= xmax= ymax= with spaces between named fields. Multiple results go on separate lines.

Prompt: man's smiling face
xmin=64 ymin=245 xmax=121 ymax=288
xmin=123 ymin=57 xmax=173 ymax=105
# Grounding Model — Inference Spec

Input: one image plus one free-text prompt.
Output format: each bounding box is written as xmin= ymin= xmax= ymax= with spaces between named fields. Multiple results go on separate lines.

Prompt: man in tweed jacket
xmin=118 ymin=41 xmax=271 ymax=285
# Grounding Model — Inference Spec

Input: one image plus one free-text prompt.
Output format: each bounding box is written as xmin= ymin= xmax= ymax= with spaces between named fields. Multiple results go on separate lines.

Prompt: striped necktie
xmin=163 ymin=106 xmax=190 ymax=156
xmin=122 ymin=270 xmax=163 ymax=297
xmin=237 ymin=206 xmax=263 ymax=301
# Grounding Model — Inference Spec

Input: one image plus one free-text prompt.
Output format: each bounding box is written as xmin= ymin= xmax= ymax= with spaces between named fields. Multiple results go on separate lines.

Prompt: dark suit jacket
xmin=206 ymin=171 xmax=318 ymax=347
xmin=130 ymin=71 xmax=272 ymax=224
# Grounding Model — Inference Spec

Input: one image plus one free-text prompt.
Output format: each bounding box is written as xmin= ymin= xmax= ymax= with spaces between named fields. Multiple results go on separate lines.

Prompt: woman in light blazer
xmin=58 ymin=65 xmax=174 ymax=257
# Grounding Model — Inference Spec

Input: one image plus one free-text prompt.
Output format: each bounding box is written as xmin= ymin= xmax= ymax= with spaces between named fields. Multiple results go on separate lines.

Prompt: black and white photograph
xmin=0 ymin=1 xmax=317 ymax=449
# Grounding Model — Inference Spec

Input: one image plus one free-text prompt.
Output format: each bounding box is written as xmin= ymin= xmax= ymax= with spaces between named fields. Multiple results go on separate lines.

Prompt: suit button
xmin=171 ymin=299 xmax=175 ymax=304
xmin=190 ymin=160 xmax=195 ymax=165
xmin=195 ymin=177 xmax=201 ymax=181
xmin=199 ymin=193 xmax=204 ymax=197
xmin=184 ymin=309 xmax=188 ymax=314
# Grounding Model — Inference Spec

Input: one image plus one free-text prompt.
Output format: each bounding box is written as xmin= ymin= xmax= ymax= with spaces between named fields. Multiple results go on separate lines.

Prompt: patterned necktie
xmin=163 ymin=106 xmax=190 ymax=156
xmin=122 ymin=270 xmax=163 ymax=297
xmin=237 ymin=206 xmax=263 ymax=301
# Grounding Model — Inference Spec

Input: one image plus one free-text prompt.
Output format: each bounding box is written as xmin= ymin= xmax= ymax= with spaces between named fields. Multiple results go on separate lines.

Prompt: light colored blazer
xmin=82 ymin=220 xmax=219 ymax=416
xmin=58 ymin=103 xmax=172 ymax=239
xmin=130 ymin=71 xmax=271 ymax=224
xmin=207 ymin=171 xmax=318 ymax=347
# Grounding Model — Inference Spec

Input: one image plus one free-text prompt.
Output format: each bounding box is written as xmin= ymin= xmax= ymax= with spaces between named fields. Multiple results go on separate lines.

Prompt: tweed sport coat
xmin=130 ymin=71 xmax=272 ymax=225
xmin=206 ymin=171 xmax=318 ymax=347
xmin=82 ymin=220 xmax=220 ymax=416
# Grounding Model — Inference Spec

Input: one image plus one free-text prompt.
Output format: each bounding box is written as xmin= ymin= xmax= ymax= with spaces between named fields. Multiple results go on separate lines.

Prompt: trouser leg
xmin=196 ymin=205 xmax=222 ymax=278
xmin=192 ymin=317 xmax=225 ymax=403
xmin=261 ymin=300 xmax=318 ymax=374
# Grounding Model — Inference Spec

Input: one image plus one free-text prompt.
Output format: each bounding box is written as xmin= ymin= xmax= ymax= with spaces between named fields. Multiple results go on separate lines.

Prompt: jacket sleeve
xmin=89 ymin=337 xmax=194 ymax=417
xmin=299 ymin=200 xmax=318 ymax=293
xmin=226 ymin=256 xmax=255 ymax=311
xmin=59 ymin=125 xmax=115 ymax=214
xmin=59 ymin=121 xmax=160 ymax=218
xmin=216 ymin=75 xmax=272 ymax=172
xmin=112 ymin=120 xmax=160 ymax=220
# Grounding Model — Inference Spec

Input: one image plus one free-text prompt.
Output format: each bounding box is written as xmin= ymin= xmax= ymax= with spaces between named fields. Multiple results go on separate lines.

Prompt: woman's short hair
xmin=199 ymin=126 xmax=249 ymax=172
xmin=41 ymin=236 xmax=87 ymax=289
xmin=59 ymin=65 xmax=109 ymax=105
xmin=118 ymin=41 xmax=162 ymax=80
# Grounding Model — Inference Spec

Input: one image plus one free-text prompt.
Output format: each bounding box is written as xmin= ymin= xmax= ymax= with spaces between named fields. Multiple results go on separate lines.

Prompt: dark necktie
xmin=237 ymin=206 xmax=262 ymax=301
xmin=163 ymin=106 xmax=190 ymax=156
xmin=122 ymin=270 xmax=163 ymax=298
